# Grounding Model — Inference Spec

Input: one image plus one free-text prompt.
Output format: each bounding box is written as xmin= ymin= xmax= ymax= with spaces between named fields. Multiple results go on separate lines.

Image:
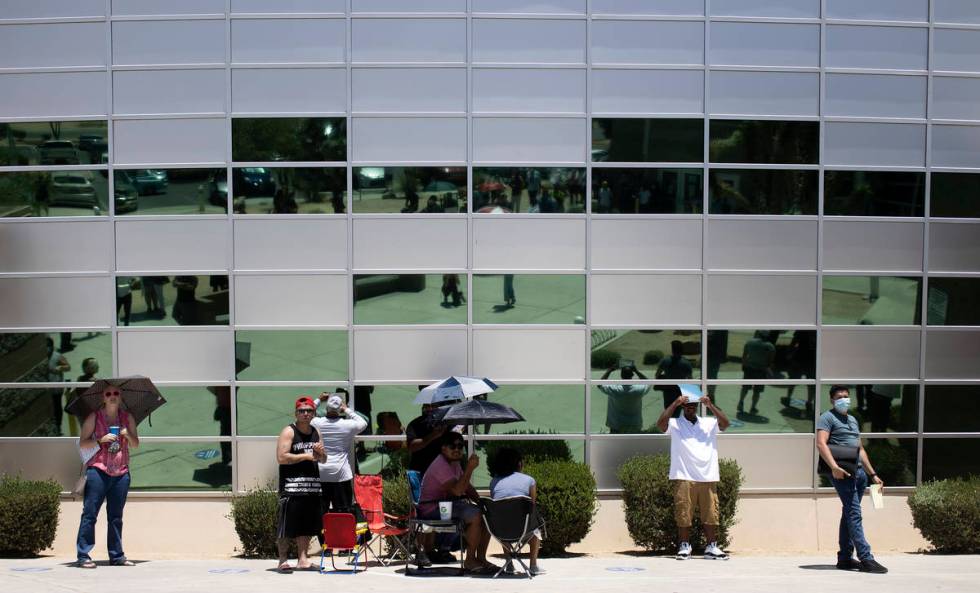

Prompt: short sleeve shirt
xmin=816 ymin=410 xmax=860 ymax=447
xmin=667 ymin=415 xmax=720 ymax=482
xmin=598 ymin=384 xmax=651 ymax=431
xmin=419 ymin=454 xmax=462 ymax=516
xmin=406 ymin=415 xmax=442 ymax=473
xmin=490 ymin=472 xmax=536 ymax=500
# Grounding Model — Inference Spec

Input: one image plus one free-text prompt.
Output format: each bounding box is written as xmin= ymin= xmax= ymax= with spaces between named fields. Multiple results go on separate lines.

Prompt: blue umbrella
xmin=679 ymin=384 xmax=703 ymax=403
xmin=413 ymin=376 xmax=499 ymax=405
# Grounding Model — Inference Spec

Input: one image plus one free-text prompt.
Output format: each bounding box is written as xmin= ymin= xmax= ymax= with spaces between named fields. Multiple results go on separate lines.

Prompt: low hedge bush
xmin=591 ymin=348 xmax=620 ymax=369
xmin=524 ymin=460 xmax=597 ymax=556
xmin=0 ymin=475 xmax=61 ymax=557
xmin=908 ymin=476 xmax=980 ymax=553
xmin=618 ymin=454 xmax=743 ymax=552
xmin=228 ymin=486 xmax=296 ymax=558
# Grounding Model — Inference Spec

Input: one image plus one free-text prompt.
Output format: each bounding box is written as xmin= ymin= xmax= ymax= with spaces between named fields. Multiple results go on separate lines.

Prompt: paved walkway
xmin=1 ymin=554 xmax=977 ymax=593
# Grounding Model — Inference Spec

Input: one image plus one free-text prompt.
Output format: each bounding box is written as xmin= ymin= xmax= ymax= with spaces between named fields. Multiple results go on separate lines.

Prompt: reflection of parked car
xmin=78 ymin=134 xmax=103 ymax=153
xmin=0 ymin=143 xmax=40 ymax=165
xmin=208 ymin=170 xmax=228 ymax=206
xmin=117 ymin=169 xmax=168 ymax=195
xmin=114 ymin=183 xmax=138 ymax=214
xmin=591 ymin=148 xmax=609 ymax=162
xmin=49 ymin=174 xmax=97 ymax=208
xmin=39 ymin=140 xmax=80 ymax=165
xmin=233 ymin=167 xmax=276 ymax=197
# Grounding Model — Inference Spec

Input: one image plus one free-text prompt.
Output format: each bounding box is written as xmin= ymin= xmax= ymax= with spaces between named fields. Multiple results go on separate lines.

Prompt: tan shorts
xmin=673 ymin=480 xmax=719 ymax=527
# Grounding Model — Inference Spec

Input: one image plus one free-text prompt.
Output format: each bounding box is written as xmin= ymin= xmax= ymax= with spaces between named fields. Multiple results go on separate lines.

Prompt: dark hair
xmin=829 ymin=384 xmax=850 ymax=398
xmin=440 ymin=431 xmax=465 ymax=448
xmin=488 ymin=447 xmax=522 ymax=479
xmin=45 ymin=337 xmax=55 ymax=352
xmin=671 ymin=340 xmax=683 ymax=355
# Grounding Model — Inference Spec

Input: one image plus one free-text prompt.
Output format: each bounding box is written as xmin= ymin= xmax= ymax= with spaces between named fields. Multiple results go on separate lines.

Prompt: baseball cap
xmin=295 ymin=396 xmax=316 ymax=410
xmin=326 ymin=395 xmax=343 ymax=411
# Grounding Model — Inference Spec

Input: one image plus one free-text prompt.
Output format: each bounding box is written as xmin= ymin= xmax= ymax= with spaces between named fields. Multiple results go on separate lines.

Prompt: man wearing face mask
xmin=816 ymin=385 xmax=888 ymax=574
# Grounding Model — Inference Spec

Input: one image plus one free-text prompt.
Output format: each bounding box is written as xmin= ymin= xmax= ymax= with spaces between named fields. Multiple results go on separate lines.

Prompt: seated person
xmin=488 ymin=448 xmax=545 ymax=576
xmin=418 ymin=432 xmax=496 ymax=573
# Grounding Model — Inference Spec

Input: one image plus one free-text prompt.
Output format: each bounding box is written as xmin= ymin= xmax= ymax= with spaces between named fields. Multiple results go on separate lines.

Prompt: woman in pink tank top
xmin=75 ymin=386 xmax=140 ymax=568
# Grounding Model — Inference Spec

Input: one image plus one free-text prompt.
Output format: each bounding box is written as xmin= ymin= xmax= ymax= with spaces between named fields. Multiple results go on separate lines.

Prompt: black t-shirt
xmin=406 ymin=415 xmax=442 ymax=473
xmin=278 ymin=424 xmax=321 ymax=497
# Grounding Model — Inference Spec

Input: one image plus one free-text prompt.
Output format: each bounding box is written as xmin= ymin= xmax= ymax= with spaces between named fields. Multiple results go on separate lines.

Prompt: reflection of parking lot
xmin=127 ymin=178 xmax=225 ymax=216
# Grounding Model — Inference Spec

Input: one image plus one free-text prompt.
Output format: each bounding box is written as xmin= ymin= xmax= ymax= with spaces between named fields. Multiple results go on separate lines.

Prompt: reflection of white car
xmin=50 ymin=174 xmax=97 ymax=208
xmin=39 ymin=140 xmax=81 ymax=165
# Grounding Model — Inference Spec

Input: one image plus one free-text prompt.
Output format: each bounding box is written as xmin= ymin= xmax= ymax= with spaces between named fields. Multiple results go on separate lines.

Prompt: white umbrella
xmin=413 ymin=376 xmax=499 ymax=405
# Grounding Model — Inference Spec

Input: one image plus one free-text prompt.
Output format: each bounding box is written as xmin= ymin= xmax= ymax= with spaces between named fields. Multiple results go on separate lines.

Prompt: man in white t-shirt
xmin=311 ymin=394 xmax=368 ymax=517
xmin=656 ymin=387 xmax=730 ymax=561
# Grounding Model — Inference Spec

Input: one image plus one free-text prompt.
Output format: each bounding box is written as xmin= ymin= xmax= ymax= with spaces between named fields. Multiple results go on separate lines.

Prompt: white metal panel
xmin=231 ymin=19 xmax=345 ymax=64
xmin=706 ymin=275 xmax=817 ymax=325
xmin=113 ymin=118 xmax=227 ymax=164
xmin=234 ymin=274 xmax=347 ymax=326
xmin=932 ymin=125 xmax=980 ymax=168
xmin=717 ymin=436 xmax=815 ymax=488
xmin=591 ymin=439 xmax=671 ymax=489
xmin=591 ymin=219 xmax=703 ymax=270
xmin=352 ymin=219 xmax=468 ymax=270
xmin=117 ymin=330 xmax=232 ymax=382
xmin=112 ymin=20 xmax=225 ymax=66
xmin=473 ymin=19 xmax=586 ymax=64
xmin=232 ymin=0 xmax=346 ymax=12
xmin=935 ymin=0 xmax=980 ymax=24
xmin=821 ymin=329 xmax=921 ymax=379
xmin=592 ymin=69 xmax=703 ymax=114
xmin=826 ymin=25 xmax=928 ymax=71
xmin=472 ymin=218 xmax=586 ymax=270
xmin=925 ymin=331 xmax=980 ymax=379
xmin=826 ymin=0 xmax=928 ymax=22
xmin=823 ymin=221 xmax=924 ymax=272
xmin=590 ymin=274 xmax=702 ymax=325
xmin=472 ymin=328 xmax=586 ymax=381
xmin=236 ymin=439 xmax=277 ymax=491
xmin=592 ymin=0 xmax=703 ymax=15
xmin=0 ymin=72 xmax=107 ymax=119
xmin=824 ymin=74 xmax=927 ymax=119
xmin=352 ymin=18 xmax=466 ymax=63
xmin=591 ymin=21 xmax=703 ymax=65
xmin=707 ymin=219 xmax=818 ymax=271
xmin=710 ymin=0 xmax=819 ymax=18
xmin=355 ymin=0 xmax=464 ymax=10
xmin=353 ymin=329 xmax=467 ymax=381
xmin=1 ymin=0 xmax=104 ymax=18
xmin=352 ymin=118 xmax=466 ymax=162
xmin=0 ymin=23 xmax=105 ymax=69
xmin=710 ymin=23 xmax=820 ymax=68
xmin=929 ymin=223 xmax=980 ymax=273
xmin=115 ymin=220 xmax=230 ymax=272
xmin=0 ymin=440 xmax=80 ymax=490
xmin=473 ymin=118 xmax=585 ymax=163
xmin=473 ymin=69 xmax=586 ymax=113
xmin=351 ymin=68 xmax=466 ymax=113
xmin=934 ymin=29 xmax=980 ymax=72
xmin=234 ymin=218 xmax=348 ymax=271
xmin=232 ymin=68 xmax=347 ymax=114
xmin=113 ymin=70 xmax=226 ymax=115
xmin=824 ymin=122 xmax=926 ymax=167
xmin=933 ymin=77 xmax=980 ymax=121
xmin=709 ymin=71 xmax=819 ymax=117
xmin=473 ymin=0 xmax=585 ymax=13
xmin=112 ymin=0 xmax=226 ymax=14
xmin=0 ymin=221 xmax=111 ymax=273
xmin=0 ymin=277 xmax=111 ymax=328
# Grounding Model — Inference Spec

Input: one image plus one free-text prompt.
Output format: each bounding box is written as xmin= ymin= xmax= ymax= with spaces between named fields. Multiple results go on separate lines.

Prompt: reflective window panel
xmin=709 ymin=120 xmax=819 ymax=165
xmin=114 ymin=168 xmax=225 ymax=215
xmin=231 ymin=167 xmax=346 ymax=214
xmin=591 ymin=168 xmax=702 ymax=214
xmin=923 ymin=438 xmax=980 ymax=481
xmin=592 ymin=119 xmax=704 ymax=163
xmin=590 ymin=384 xmax=671 ymax=434
xmin=353 ymin=167 xmax=465 ymax=214
xmin=0 ymin=388 xmax=68 ymax=437
xmin=472 ymin=274 xmax=586 ymax=324
xmin=470 ymin=439 xmax=585 ymax=488
xmin=707 ymin=384 xmax=815 ymax=433
xmin=0 ymin=331 xmax=111 ymax=385
xmin=234 ymin=330 xmax=348 ymax=381
xmin=861 ymin=438 xmax=917 ymax=487
xmin=822 ymin=276 xmax=922 ymax=325
xmin=927 ymin=277 xmax=980 ymax=326
xmin=708 ymin=169 xmax=818 ymax=215
xmin=819 ymin=384 xmax=919 ymax=433
xmin=824 ymin=171 xmax=926 ymax=217
xmin=0 ymin=120 xmax=108 ymax=166
xmin=924 ymin=385 xmax=980 ymax=432
xmin=353 ymin=274 xmax=467 ymax=324
xmin=1 ymin=170 xmax=108 ymax=217
xmin=129 ymin=441 xmax=232 ymax=491
xmin=472 ymin=167 xmax=585 ymax=214
xmin=138 ymin=386 xmax=227 ymax=439
xmin=231 ymin=117 xmax=346 ymax=162
xmin=705 ymin=329 xmax=816 ymax=381
xmin=591 ymin=329 xmax=701 ymax=379
xmin=117 ymin=276 xmax=229 ymax=327
xmin=236 ymin=385 xmax=354 ymax=437
xmin=931 ymin=173 xmax=980 ymax=218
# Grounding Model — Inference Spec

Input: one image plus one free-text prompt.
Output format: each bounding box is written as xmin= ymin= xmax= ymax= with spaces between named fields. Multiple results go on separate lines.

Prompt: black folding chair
xmin=479 ymin=496 xmax=545 ymax=579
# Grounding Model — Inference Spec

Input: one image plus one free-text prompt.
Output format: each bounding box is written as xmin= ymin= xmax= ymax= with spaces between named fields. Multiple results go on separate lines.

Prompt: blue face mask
xmin=833 ymin=397 xmax=851 ymax=413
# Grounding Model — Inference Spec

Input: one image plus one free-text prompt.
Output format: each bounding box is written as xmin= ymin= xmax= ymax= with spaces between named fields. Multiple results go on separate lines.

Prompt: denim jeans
xmin=76 ymin=468 xmax=130 ymax=563
xmin=830 ymin=467 xmax=873 ymax=562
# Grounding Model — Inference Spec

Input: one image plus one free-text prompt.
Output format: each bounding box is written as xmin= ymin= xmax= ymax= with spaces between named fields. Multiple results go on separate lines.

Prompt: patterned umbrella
xmin=414 ymin=376 xmax=499 ymax=405
xmin=65 ymin=376 xmax=166 ymax=425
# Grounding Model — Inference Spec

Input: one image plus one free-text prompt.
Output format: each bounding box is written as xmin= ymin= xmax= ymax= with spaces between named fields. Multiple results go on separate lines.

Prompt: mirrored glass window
xmin=706 ymin=329 xmax=816 ymax=381
xmin=0 ymin=388 xmax=65 ymax=437
xmin=927 ymin=277 xmax=980 ymax=326
xmin=1 ymin=120 xmax=108 ymax=166
xmin=824 ymin=171 xmax=925 ymax=217
xmin=354 ymin=274 xmax=467 ymax=324
xmin=232 ymin=117 xmax=346 ymax=162
xmin=707 ymin=383 xmax=815 ymax=433
xmin=138 ymin=386 xmax=227 ymax=438
xmin=234 ymin=330 xmax=348 ymax=381
xmin=709 ymin=120 xmax=819 ymax=164
xmin=117 ymin=276 xmax=229 ymax=327
xmin=923 ymin=438 xmax=980 ymax=481
xmin=923 ymin=385 xmax=980 ymax=432
xmin=237 ymin=386 xmax=354 ymax=437
xmin=473 ymin=167 xmax=585 ymax=214
xmin=931 ymin=172 xmax=980 ymax=218
xmin=590 ymin=384 xmax=670 ymax=435
xmin=472 ymin=274 xmax=585 ymax=324
xmin=822 ymin=276 xmax=922 ymax=325
xmin=591 ymin=168 xmax=702 ymax=214
xmin=708 ymin=169 xmax=818 ymax=215
xmin=820 ymin=384 xmax=919 ymax=433
xmin=0 ymin=331 xmax=111 ymax=385
xmin=114 ymin=168 xmax=225 ymax=215
xmin=230 ymin=167 xmax=345 ymax=214
xmin=591 ymin=329 xmax=701 ymax=379
xmin=1 ymin=171 xmax=108 ymax=217
xmin=592 ymin=118 xmax=704 ymax=163
xmin=353 ymin=167 xmax=465 ymax=214
xmin=130 ymin=441 xmax=232 ymax=491
xmin=471 ymin=439 xmax=585 ymax=488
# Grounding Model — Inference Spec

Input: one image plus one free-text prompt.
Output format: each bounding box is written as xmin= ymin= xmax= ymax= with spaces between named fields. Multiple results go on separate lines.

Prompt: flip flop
xmin=110 ymin=560 xmax=135 ymax=566
xmin=78 ymin=560 xmax=97 ymax=569
xmin=277 ymin=562 xmax=293 ymax=573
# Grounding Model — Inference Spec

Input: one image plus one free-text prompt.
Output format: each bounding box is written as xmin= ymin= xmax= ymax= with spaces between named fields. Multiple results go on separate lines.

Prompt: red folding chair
xmin=354 ymin=474 xmax=411 ymax=566
xmin=319 ymin=513 xmax=367 ymax=574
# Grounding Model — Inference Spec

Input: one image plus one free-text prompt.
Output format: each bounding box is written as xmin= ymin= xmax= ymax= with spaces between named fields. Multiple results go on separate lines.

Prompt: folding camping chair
xmin=405 ymin=470 xmax=465 ymax=575
xmin=319 ymin=513 xmax=367 ymax=574
xmin=479 ymin=496 xmax=545 ymax=579
xmin=353 ymin=474 xmax=411 ymax=566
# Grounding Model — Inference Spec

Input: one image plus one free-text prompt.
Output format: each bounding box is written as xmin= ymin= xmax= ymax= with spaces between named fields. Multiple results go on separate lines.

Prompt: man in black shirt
xmin=406 ymin=402 xmax=447 ymax=474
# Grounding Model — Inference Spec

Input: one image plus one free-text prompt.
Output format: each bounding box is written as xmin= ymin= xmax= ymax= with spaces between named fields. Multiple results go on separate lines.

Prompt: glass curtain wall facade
xmin=1 ymin=1 xmax=979 ymax=494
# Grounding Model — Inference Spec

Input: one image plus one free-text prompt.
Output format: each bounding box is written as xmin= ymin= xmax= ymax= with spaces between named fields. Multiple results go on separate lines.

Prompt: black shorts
xmin=277 ymin=495 xmax=322 ymax=539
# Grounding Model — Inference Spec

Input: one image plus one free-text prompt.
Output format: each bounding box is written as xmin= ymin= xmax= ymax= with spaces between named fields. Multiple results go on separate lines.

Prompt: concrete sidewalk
xmin=2 ymin=554 xmax=977 ymax=593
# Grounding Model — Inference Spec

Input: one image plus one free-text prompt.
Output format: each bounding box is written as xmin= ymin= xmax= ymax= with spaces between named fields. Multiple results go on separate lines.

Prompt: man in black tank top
xmin=275 ymin=397 xmax=326 ymax=572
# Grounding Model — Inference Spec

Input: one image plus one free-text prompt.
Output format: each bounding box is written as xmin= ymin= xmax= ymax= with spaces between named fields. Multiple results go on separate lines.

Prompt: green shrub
xmin=618 ymin=454 xmax=743 ymax=552
xmin=863 ymin=440 xmax=915 ymax=486
xmin=483 ymin=431 xmax=573 ymax=465
xmin=591 ymin=349 xmax=620 ymax=369
xmin=524 ymin=460 xmax=597 ymax=556
xmin=643 ymin=350 xmax=664 ymax=366
xmin=229 ymin=486 xmax=296 ymax=558
xmin=0 ymin=475 xmax=61 ymax=557
xmin=908 ymin=477 xmax=980 ymax=553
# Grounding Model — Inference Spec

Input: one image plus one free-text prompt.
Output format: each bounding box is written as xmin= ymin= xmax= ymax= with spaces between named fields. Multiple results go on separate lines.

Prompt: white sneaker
xmin=676 ymin=541 xmax=692 ymax=560
xmin=704 ymin=542 xmax=729 ymax=560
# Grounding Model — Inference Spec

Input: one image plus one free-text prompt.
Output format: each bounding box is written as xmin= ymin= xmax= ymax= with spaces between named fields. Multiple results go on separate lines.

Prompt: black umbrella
xmin=430 ymin=398 xmax=525 ymax=426
xmin=65 ymin=376 xmax=166 ymax=425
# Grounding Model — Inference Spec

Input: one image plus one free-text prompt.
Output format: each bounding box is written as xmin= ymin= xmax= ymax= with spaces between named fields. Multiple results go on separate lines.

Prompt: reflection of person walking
xmin=502 ymin=274 xmax=516 ymax=307
xmin=442 ymin=274 xmax=464 ymax=307
xmin=172 ymin=276 xmax=199 ymax=325
xmin=739 ymin=331 xmax=774 ymax=415
xmin=46 ymin=337 xmax=70 ymax=436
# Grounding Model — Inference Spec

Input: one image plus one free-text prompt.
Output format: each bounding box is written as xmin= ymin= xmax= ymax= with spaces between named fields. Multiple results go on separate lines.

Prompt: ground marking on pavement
xmin=208 ymin=568 xmax=249 ymax=574
xmin=9 ymin=567 xmax=52 ymax=572
xmin=605 ymin=567 xmax=645 ymax=572
xmin=195 ymin=449 xmax=219 ymax=460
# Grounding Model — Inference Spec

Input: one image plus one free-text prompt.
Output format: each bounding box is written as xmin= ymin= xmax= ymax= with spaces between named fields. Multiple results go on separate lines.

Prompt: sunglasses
xmin=296 ymin=408 xmax=315 ymax=415
xmin=103 ymin=391 xmax=121 ymax=398
xmin=447 ymin=442 xmax=465 ymax=450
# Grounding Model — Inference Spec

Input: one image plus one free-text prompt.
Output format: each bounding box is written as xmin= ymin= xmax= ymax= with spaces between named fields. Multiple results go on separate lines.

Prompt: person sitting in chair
xmin=488 ymin=447 xmax=545 ymax=575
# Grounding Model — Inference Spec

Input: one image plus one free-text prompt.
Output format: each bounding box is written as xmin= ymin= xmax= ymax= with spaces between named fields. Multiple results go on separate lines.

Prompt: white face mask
xmin=833 ymin=397 xmax=851 ymax=413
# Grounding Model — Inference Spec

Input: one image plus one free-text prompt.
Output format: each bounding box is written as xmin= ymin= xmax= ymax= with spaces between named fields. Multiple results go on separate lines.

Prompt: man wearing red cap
xmin=275 ymin=396 xmax=326 ymax=572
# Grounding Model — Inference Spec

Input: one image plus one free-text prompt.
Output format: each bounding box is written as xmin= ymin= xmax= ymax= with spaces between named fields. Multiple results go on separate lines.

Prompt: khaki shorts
xmin=673 ymin=480 xmax=719 ymax=527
